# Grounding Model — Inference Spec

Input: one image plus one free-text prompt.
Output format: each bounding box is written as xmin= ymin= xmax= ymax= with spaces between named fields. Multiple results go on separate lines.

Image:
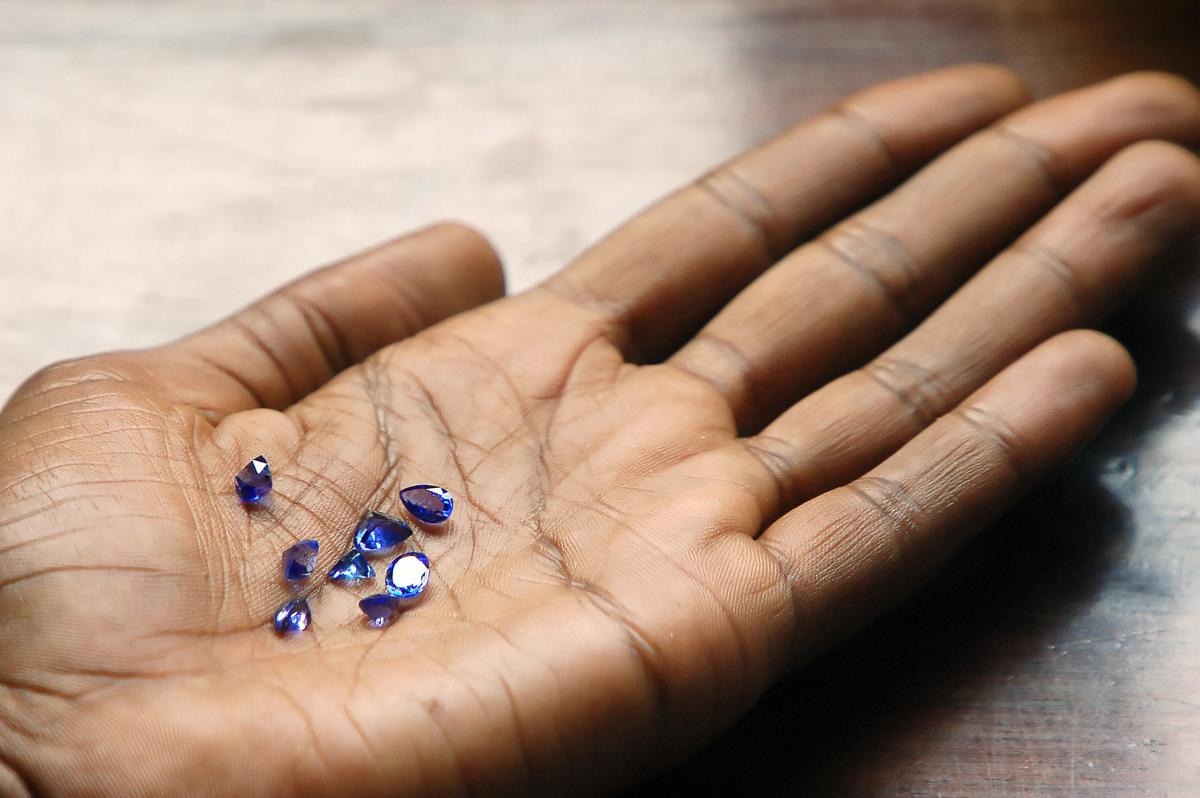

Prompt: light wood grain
xmin=2 ymin=1 xmax=1198 ymax=795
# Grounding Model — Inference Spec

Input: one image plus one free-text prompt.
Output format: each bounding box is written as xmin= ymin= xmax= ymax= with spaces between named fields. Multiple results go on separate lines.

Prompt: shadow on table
xmin=632 ymin=246 xmax=1200 ymax=794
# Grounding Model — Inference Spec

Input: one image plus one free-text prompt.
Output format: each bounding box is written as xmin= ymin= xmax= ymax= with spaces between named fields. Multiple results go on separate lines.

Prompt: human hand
xmin=1 ymin=65 xmax=1199 ymax=797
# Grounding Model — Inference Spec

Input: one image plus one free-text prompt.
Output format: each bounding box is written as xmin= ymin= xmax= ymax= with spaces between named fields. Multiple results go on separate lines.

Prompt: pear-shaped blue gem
xmin=235 ymin=455 xmax=272 ymax=503
xmin=273 ymin=598 xmax=311 ymax=633
xmin=400 ymin=485 xmax=454 ymax=524
xmin=282 ymin=539 xmax=318 ymax=584
xmin=358 ymin=594 xmax=399 ymax=628
xmin=328 ymin=549 xmax=375 ymax=583
xmin=353 ymin=510 xmax=412 ymax=554
xmin=385 ymin=552 xmax=430 ymax=599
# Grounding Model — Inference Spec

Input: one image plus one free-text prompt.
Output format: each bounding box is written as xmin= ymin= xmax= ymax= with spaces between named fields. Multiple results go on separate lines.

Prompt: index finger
xmin=538 ymin=64 xmax=1031 ymax=358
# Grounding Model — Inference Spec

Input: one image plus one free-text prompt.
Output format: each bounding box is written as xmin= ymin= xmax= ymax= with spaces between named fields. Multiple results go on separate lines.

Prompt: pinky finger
xmin=760 ymin=329 xmax=1135 ymax=656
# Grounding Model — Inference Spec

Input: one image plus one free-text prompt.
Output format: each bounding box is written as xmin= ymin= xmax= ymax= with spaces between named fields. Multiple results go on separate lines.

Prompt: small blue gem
xmin=385 ymin=552 xmax=430 ymax=599
xmin=328 ymin=549 xmax=375 ymax=583
xmin=353 ymin=510 xmax=412 ymax=554
xmin=358 ymin=594 xmax=400 ymax=628
xmin=282 ymin=539 xmax=319 ymax=584
xmin=235 ymin=455 xmax=272 ymax=503
xmin=273 ymin=598 xmax=311 ymax=634
xmin=399 ymin=484 xmax=454 ymax=524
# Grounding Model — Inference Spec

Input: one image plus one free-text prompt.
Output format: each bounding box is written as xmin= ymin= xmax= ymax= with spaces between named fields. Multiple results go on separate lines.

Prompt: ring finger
xmin=744 ymin=138 xmax=1200 ymax=517
xmin=669 ymin=72 xmax=1200 ymax=431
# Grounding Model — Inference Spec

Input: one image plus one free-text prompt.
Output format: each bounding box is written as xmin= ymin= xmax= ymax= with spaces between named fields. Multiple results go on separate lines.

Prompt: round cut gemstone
xmin=385 ymin=552 xmax=430 ymax=599
xmin=282 ymin=539 xmax=319 ymax=584
xmin=353 ymin=511 xmax=412 ymax=554
xmin=235 ymin=455 xmax=272 ymax=503
xmin=273 ymin=598 xmax=311 ymax=633
xmin=359 ymin=594 xmax=399 ymax=628
xmin=327 ymin=549 xmax=375 ymax=582
xmin=399 ymin=485 xmax=454 ymax=524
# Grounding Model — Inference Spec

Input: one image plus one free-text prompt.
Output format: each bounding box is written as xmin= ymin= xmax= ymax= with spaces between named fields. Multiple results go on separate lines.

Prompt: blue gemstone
xmin=282 ymin=539 xmax=319 ymax=584
xmin=358 ymin=594 xmax=400 ymax=628
xmin=400 ymin=485 xmax=454 ymax=524
xmin=385 ymin=552 xmax=430 ymax=599
xmin=235 ymin=455 xmax=272 ymax=503
xmin=327 ymin=549 xmax=375 ymax=583
xmin=353 ymin=511 xmax=412 ymax=553
xmin=273 ymin=598 xmax=311 ymax=633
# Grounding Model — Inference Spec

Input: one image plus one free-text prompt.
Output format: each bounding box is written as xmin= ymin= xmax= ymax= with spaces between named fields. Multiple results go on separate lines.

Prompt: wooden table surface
xmin=2 ymin=1 xmax=1198 ymax=795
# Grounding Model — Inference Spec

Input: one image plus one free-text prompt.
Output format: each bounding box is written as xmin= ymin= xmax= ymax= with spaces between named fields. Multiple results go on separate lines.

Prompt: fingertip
xmin=861 ymin=63 xmax=1030 ymax=106
xmin=946 ymin=63 xmax=1033 ymax=106
xmin=421 ymin=220 xmax=507 ymax=301
xmin=1101 ymin=71 xmax=1200 ymax=119
xmin=1044 ymin=328 xmax=1137 ymax=406
xmin=842 ymin=63 xmax=1033 ymax=173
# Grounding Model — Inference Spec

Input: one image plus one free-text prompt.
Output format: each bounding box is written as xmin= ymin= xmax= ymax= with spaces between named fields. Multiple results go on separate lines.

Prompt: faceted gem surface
xmin=273 ymin=598 xmax=311 ymax=633
xmin=400 ymin=484 xmax=454 ymax=524
xmin=359 ymin=594 xmax=399 ymax=628
xmin=353 ymin=511 xmax=413 ymax=553
xmin=327 ymin=549 xmax=375 ymax=582
xmin=282 ymin=539 xmax=319 ymax=584
xmin=235 ymin=455 xmax=272 ymax=503
xmin=385 ymin=552 xmax=431 ymax=599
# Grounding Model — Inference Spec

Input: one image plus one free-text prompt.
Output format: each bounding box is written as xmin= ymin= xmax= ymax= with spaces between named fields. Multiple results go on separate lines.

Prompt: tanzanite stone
xmin=282 ymin=539 xmax=319 ymax=584
xmin=235 ymin=455 xmax=272 ymax=503
xmin=399 ymin=485 xmax=454 ymax=524
xmin=358 ymin=594 xmax=399 ymax=628
xmin=273 ymin=598 xmax=311 ymax=633
xmin=385 ymin=552 xmax=430 ymax=599
xmin=327 ymin=549 xmax=375 ymax=583
xmin=353 ymin=510 xmax=412 ymax=554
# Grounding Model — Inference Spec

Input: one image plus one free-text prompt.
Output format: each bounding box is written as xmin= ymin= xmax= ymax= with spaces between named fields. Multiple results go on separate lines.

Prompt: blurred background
xmin=2 ymin=1 xmax=1198 ymax=795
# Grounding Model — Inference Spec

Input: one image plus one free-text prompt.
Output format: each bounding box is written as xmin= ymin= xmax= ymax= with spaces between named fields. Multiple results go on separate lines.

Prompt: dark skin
xmin=1 ymin=65 xmax=1199 ymax=797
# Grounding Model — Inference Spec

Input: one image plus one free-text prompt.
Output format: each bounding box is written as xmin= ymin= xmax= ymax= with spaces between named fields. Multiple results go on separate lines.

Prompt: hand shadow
xmin=632 ymin=245 xmax=1200 ymax=796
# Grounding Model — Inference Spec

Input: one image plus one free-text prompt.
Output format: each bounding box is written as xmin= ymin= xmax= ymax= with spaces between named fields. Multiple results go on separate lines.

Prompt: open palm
xmin=2 ymin=66 xmax=1199 ymax=797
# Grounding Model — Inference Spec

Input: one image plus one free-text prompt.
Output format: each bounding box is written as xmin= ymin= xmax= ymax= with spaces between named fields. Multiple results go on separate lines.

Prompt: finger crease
xmin=675 ymin=330 xmax=762 ymax=421
xmin=188 ymin=349 xmax=268 ymax=409
xmin=285 ymin=291 xmax=355 ymax=376
xmin=819 ymin=219 xmax=922 ymax=325
xmin=1012 ymin=242 xmax=1090 ymax=317
xmin=229 ymin=314 xmax=301 ymax=405
xmin=742 ymin=435 xmax=797 ymax=519
xmin=847 ymin=475 xmax=923 ymax=575
xmin=950 ymin=404 xmax=1029 ymax=483
xmin=537 ymin=281 xmax=639 ymax=359
xmin=862 ymin=356 xmax=948 ymax=426
xmin=992 ymin=124 xmax=1068 ymax=197
xmin=829 ymin=103 xmax=903 ymax=178
xmin=695 ymin=166 xmax=783 ymax=261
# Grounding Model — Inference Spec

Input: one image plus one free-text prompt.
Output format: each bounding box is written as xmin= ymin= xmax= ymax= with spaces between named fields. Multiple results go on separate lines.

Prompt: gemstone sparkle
xmin=385 ymin=552 xmax=431 ymax=599
xmin=353 ymin=510 xmax=413 ymax=554
xmin=282 ymin=539 xmax=319 ymax=584
xmin=399 ymin=484 xmax=454 ymax=524
xmin=235 ymin=455 xmax=272 ymax=503
xmin=358 ymin=594 xmax=400 ymax=628
xmin=327 ymin=549 xmax=375 ymax=583
xmin=273 ymin=598 xmax=311 ymax=633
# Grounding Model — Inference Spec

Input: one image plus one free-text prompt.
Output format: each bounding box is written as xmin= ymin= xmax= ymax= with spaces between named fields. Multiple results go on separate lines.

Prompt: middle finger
xmin=668 ymin=72 xmax=1200 ymax=431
